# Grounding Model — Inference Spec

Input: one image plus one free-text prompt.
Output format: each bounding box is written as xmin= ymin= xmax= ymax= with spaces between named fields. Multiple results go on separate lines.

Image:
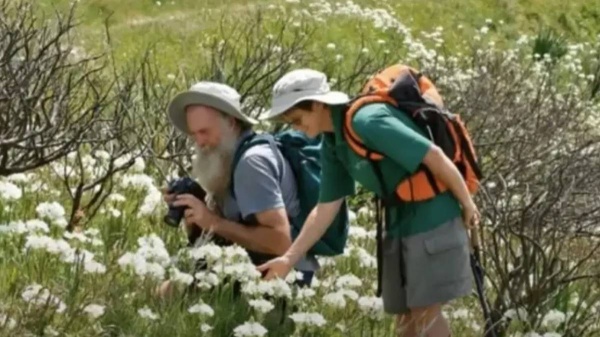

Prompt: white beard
xmin=191 ymin=120 xmax=239 ymax=205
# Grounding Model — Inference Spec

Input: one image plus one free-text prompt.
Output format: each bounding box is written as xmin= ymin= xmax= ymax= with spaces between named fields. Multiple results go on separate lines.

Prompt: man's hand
xmin=162 ymin=187 xmax=175 ymax=205
xmin=172 ymin=194 xmax=216 ymax=231
xmin=257 ymin=256 xmax=293 ymax=281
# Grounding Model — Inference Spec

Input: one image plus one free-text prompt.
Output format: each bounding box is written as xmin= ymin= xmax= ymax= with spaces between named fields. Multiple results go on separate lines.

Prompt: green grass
xmin=34 ymin=0 xmax=600 ymax=75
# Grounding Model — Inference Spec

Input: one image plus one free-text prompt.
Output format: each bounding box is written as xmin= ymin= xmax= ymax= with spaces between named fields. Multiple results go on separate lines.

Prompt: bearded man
xmin=158 ymin=82 xmax=318 ymax=297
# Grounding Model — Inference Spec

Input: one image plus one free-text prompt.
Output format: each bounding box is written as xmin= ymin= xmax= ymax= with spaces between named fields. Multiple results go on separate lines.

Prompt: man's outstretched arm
xmin=209 ymin=207 xmax=292 ymax=256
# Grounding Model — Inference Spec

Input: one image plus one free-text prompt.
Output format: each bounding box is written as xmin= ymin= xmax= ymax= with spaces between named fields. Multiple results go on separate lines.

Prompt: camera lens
xmin=164 ymin=206 xmax=184 ymax=227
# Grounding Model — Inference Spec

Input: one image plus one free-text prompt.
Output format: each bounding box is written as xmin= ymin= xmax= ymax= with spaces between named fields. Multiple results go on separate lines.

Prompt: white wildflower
xmin=63 ymin=231 xmax=89 ymax=243
xmin=357 ymin=206 xmax=371 ymax=218
xmin=94 ymin=150 xmax=111 ymax=161
xmin=83 ymin=304 xmax=105 ymax=318
xmin=241 ymin=278 xmax=292 ymax=299
xmin=249 ymin=299 xmax=275 ymax=314
xmin=170 ymin=268 xmax=194 ymax=285
xmin=504 ymin=307 xmax=529 ymax=321
xmin=295 ymin=287 xmax=316 ymax=300
xmin=136 ymin=234 xmax=171 ymax=266
xmin=1 ymin=219 xmax=49 ymax=234
xmin=114 ymin=153 xmax=133 ymax=168
xmin=222 ymin=245 xmax=249 ymax=261
xmin=323 ymin=291 xmax=347 ymax=308
xmin=0 ymin=181 xmax=22 ymax=200
xmin=349 ymin=225 xmax=368 ymax=239
xmin=132 ymin=157 xmax=146 ymax=172
xmin=451 ymin=308 xmax=471 ymax=319
xmin=21 ymin=284 xmax=66 ymax=313
xmin=233 ymin=321 xmax=268 ymax=337
xmin=289 ymin=312 xmax=327 ymax=327
xmin=0 ymin=314 xmax=16 ymax=329
xmin=317 ymin=256 xmax=336 ymax=267
xmin=138 ymin=187 xmax=164 ymax=217
xmin=358 ymin=296 xmax=384 ymax=319
xmin=349 ymin=247 xmax=377 ymax=268
xmin=541 ymin=309 xmax=566 ymax=330
xmin=348 ymin=210 xmax=356 ymax=223
xmin=194 ymin=271 xmax=220 ymax=289
xmin=285 ymin=271 xmax=304 ymax=283
xmin=189 ymin=244 xmax=223 ymax=262
xmin=118 ymin=246 xmax=167 ymax=281
xmin=24 ymin=235 xmax=75 ymax=263
xmin=188 ymin=302 xmax=214 ymax=317
xmin=108 ymin=193 xmax=126 ymax=203
xmin=336 ymin=274 xmax=362 ymax=289
xmin=138 ymin=306 xmax=159 ymax=320
xmin=35 ymin=202 xmax=67 ymax=228
xmin=83 ymin=259 xmax=107 ymax=274
xmin=221 ymin=262 xmax=262 ymax=282
xmin=121 ymin=173 xmax=155 ymax=191
xmin=6 ymin=173 xmax=29 ymax=183
xmin=107 ymin=208 xmax=121 ymax=218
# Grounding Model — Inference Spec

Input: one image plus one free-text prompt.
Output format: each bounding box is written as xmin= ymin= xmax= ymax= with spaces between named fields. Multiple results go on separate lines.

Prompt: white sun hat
xmin=259 ymin=68 xmax=350 ymax=121
xmin=167 ymin=81 xmax=258 ymax=134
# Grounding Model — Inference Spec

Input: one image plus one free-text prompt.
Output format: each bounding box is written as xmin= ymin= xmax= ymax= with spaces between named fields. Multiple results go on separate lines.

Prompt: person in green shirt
xmin=257 ymin=69 xmax=480 ymax=337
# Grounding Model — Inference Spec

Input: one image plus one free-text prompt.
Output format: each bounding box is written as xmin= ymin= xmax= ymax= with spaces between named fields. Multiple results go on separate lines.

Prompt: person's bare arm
xmin=255 ymin=198 xmax=345 ymax=279
xmin=209 ymin=208 xmax=292 ymax=256
xmin=421 ymin=145 xmax=474 ymax=208
xmin=282 ymin=198 xmax=344 ymax=265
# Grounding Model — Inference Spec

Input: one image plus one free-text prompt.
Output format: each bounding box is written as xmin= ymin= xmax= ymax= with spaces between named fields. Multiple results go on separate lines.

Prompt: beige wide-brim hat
xmin=260 ymin=68 xmax=350 ymax=121
xmin=168 ymin=81 xmax=257 ymax=133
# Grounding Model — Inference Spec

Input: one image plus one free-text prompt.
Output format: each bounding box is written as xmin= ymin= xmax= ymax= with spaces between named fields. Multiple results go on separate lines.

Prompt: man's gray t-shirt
xmin=220 ymin=131 xmax=319 ymax=272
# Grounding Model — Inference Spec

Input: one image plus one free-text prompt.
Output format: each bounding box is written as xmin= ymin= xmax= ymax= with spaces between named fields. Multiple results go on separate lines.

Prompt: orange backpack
xmin=342 ymin=64 xmax=483 ymax=203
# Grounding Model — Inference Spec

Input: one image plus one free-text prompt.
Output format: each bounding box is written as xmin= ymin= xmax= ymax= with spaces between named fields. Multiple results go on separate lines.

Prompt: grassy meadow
xmin=1 ymin=0 xmax=600 ymax=336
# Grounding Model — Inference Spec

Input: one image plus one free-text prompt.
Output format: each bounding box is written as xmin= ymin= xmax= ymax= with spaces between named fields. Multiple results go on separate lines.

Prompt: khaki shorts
xmin=381 ymin=217 xmax=473 ymax=314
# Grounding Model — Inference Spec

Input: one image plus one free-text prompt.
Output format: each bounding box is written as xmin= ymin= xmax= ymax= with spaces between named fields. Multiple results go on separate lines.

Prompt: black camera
xmin=164 ymin=177 xmax=207 ymax=227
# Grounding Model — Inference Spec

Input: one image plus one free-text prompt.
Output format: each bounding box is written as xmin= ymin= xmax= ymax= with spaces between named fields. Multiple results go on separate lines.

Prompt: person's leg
xmin=381 ymin=235 xmax=412 ymax=336
xmin=402 ymin=217 xmax=473 ymax=337
xmin=156 ymin=280 xmax=175 ymax=299
xmin=395 ymin=312 xmax=416 ymax=337
xmin=400 ymin=304 xmax=450 ymax=337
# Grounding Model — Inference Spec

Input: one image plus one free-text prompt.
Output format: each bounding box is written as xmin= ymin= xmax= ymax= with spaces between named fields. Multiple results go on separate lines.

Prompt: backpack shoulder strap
xmin=342 ymin=96 xmax=392 ymax=162
xmin=230 ymin=132 xmax=284 ymax=199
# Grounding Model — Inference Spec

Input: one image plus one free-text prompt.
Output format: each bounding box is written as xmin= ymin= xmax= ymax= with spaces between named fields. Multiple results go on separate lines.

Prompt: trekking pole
xmin=469 ymin=226 xmax=499 ymax=337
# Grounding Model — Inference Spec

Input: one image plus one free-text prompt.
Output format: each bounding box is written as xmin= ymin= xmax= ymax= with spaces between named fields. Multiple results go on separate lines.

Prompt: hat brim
xmin=168 ymin=91 xmax=258 ymax=133
xmin=259 ymin=91 xmax=350 ymax=121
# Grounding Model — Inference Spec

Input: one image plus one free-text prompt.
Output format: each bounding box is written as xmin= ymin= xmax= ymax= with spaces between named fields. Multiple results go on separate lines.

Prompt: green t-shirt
xmin=318 ymin=102 xmax=462 ymax=238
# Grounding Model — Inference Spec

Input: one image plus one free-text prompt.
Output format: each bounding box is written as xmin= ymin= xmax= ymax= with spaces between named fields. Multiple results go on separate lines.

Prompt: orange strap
xmin=396 ymin=170 xmax=448 ymax=202
xmin=343 ymin=94 xmax=396 ymax=160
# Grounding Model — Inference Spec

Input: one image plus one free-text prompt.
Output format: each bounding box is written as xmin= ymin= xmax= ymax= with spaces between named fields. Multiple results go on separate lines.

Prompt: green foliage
xmin=532 ymin=27 xmax=568 ymax=62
